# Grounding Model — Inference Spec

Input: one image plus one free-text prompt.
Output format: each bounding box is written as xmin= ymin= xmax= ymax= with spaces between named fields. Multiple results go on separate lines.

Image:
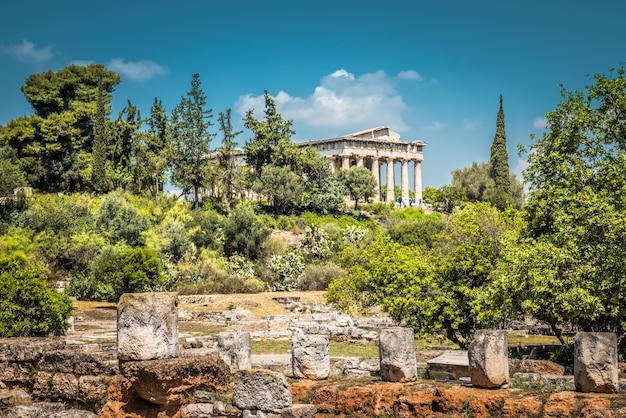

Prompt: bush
xmin=223 ymin=203 xmax=271 ymax=260
xmin=549 ymin=343 xmax=574 ymax=366
xmin=301 ymin=262 xmax=346 ymax=291
xmin=266 ymin=252 xmax=305 ymax=291
xmin=0 ymin=267 xmax=73 ymax=337
xmin=96 ymin=191 xmax=150 ymax=246
xmin=69 ymin=244 xmax=165 ymax=301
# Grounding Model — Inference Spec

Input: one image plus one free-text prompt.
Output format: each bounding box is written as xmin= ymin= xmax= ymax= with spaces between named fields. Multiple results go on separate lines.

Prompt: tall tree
xmin=482 ymin=68 xmax=626 ymax=355
xmin=452 ymin=161 xmax=525 ymax=209
xmin=145 ymin=98 xmax=169 ymax=196
xmin=2 ymin=64 xmax=120 ymax=193
xmin=339 ymin=166 xmax=377 ymax=209
xmin=217 ymin=109 xmax=242 ymax=208
xmin=169 ymin=74 xmax=214 ymax=208
xmin=489 ymin=95 xmax=511 ymax=209
xmin=92 ymin=82 xmax=108 ymax=193
xmin=243 ymin=91 xmax=297 ymax=175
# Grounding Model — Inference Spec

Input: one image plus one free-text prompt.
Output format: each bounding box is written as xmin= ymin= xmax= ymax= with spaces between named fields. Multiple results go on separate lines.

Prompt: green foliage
xmin=300 ymin=225 xmax=332 ymax=261
xmin=257 ymin=165 xmax=305 ymax=214
xmin=483 ymin=67 xmax=626 ymax=353
xmin=302 ymin=262 xmax=345 ymax=291
xmin=169 ymin=73 xmax=214 ymax=207
xmin=243 ymin=91 xmax=297 ymax=175
xmin=489 ymin=95 xmax=512 ymax=209
xmin=452 ymin=161 xmax=524 ymax=210
xmin=0 ymin=146 xmax=28 ymax=194
xmin=222 ymin=203 xmax=271 ymax=260
xmin=342 ymin=224 xmax=368 ymax=247
xmin=386 ymin=213 xmax=445 ymax=249
xmin=339 ymin=166 xmax=377 ymax=209
xmin=266 ymin=252 xmax=305 ymax=291
xmin=423 ymin=185 xmax=465 ymax=214
xmin=0 ymin=267 xmax=73 ymax=337
xmin=72 ymin=244 xmax=165 ymax=301
xmin=96 ymin=191 xmax=149 ymax=246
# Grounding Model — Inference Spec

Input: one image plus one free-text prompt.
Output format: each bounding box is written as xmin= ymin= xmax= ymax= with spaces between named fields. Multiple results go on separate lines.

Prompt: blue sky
xmin=1 ymin=0 xmax=625 ymax=189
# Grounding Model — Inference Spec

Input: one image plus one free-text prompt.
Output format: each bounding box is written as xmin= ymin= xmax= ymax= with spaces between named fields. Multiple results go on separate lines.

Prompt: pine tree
xmin=489 ymin=95 xmax=511 ymax=209
xmin=217 ymin=108 xmax=242 ymax=208
xmin=92 ymin=82 xmax=108 ymax=193
xmin=169 ymin=74 xmax=214 ymax=208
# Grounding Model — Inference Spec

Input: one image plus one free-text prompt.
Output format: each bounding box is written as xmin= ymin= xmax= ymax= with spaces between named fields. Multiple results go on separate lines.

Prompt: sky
xmin=1 ymin=0 xmax=626 ymax=189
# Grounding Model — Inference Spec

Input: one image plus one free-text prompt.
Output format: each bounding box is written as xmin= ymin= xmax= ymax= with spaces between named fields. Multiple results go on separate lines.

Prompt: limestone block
xmin=78 ymin=375 xmax=111 ymax=403
xmin=0 ymin=337 xmax=65 ymax=362
xmin=281 ymin=404 xmax=318 ymax=418
xmin=292 ymin=333 xmax=330 ymax=379
xmin=379 ymin=327 xmax=418 ymax=382
xmin=217 ymin=331 xmax=252 ymax=370
xmin=117 ymin=292 xmax=179 ymax=361
xmin=0 ymin=362 xmax=31 ymax=384
xmin=52 ymin=372 xmax=78 ymax=400
xmin=32 ymin=371 xmax=53 ymax=399
xmin=120 ymin=355 xmax=231 ymax=406
xmin=233 ymin=369 xmax=292 ymax=412
xmin=469 ymin=330 xmax=509 ymax=388
xmin=180 ymin=403 xmax=214 ymax=417
xmin=574 ymin=332 xmax=619 ymax=393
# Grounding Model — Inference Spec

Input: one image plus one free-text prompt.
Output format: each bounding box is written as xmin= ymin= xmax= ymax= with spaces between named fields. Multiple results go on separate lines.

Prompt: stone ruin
xmin=1 ymin=291 xmax=624 ymax=417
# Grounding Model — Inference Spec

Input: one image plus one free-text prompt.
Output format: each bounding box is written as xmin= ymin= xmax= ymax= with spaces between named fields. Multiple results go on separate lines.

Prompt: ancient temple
xmin=301 ymin=126 xmax=426 ymax=204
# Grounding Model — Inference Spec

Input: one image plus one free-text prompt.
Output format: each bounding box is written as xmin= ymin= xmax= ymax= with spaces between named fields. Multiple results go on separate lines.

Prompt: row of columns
xmin=334 ymin=155 xmax=423 ymax=205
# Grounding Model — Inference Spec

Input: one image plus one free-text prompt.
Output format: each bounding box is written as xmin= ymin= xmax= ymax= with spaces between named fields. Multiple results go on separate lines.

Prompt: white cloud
xmin=533 ymin=116 xmax=547 ymax=129
xmin=513 ymin=158 xmax=529 ymax=179
xmin=463 ymin=118 xmax=480 ymax=132
xmin=3 ymin=40 xmax=54 ymax=63
xmin=107 ymin=58 xmax=167 ymax=81
xmin=397 ymin=70 xmax=422 ymax=81
xmin=235 ymin=69 xmax=413 ymax=138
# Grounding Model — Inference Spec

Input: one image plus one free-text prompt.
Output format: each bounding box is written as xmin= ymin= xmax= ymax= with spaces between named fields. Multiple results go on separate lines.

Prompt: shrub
xmin=223 ymin=203 xmax=271 ymax=260
xmin=300 ymin=225 xmax=332 ymax=261
xmin=302 ymin=262 xmax=346 ymax=291
xmin=0 ymin=267 xmax=73 ymax=337
xmin=266 ymin=252 xmax=305 ymax=291
xmin=96 ymin=191 xmax=150 ymax=246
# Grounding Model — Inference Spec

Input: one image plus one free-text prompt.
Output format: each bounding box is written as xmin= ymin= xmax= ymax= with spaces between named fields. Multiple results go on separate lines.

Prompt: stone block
xmin=427 ymin=350 xmax=469 ymax=380
xmin=379 ymin=327 xmax=418 ymax=382
xmin=52 ymin=372 xmax=79 ymax=400
xmin=281 ymin=404 xmax=317 ymax=418
xmin=0 ymin=337 xmax=65 ymax=362
xmin=574 ymin=332 xmax=619 ymax=393
xmin=217 ymin=331 xmax=252 ymax=370
xmin=469 ymin=330 xmax=509 ymax=388
xmin=120 ymin=355 xmax=231 ymax=406
xmin=233 ymin=369 xmax=292 ymax=412
xmin=292 ymin=333 xmax=330 ymax=379
xmin=180 ymin=403 xmax=214 ymax=417
xmin=78 ymin=375 xmax=110 ymax=403
xmin=117 ymin=292 xmax=179 ymax=361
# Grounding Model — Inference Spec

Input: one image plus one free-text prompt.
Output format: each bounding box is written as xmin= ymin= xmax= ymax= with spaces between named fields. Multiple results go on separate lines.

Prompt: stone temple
xmin=301 ymin=126 xmax=426 ymax=204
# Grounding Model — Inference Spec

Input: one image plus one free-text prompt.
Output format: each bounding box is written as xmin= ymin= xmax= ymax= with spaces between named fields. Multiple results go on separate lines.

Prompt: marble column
xmin=356 ymin=156 xmax=364 ymax=167
xmin=342 ymin=155 xmax=350 ymax=170
xmin=386 ymin=159 xmax=395 ymax=203
xmin=401 ymin=159 xmax=409 ymax=207
xmin=414 ymin=160 xmax=423 ymax=205
xmin=328 ymin=156 xmax=335 ymax=174
xmin=371 ymin=157 xmax=380 ymax=202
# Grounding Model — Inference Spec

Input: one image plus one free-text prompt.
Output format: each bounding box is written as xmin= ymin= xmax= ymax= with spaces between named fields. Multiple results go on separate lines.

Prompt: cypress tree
xmin=489 ymin=94 xmax=511 ymax=209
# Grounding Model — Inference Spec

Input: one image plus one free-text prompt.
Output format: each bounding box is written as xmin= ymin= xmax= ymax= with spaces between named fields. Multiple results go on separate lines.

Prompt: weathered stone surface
xmin=291 ymin=333 xmax=329 ymax=380
xmin=3 ymin=403 xmax=97 ymax=417
xmin=52 ymin=372 xmax=78 ymax=400
xmin=32 ymin=371 xmax=53 ymax=399
xmin=40 ymin=350 xmax=117 ymax=375
xmin=233 ymin=369 xmax=292 ymax=412
xmin=378 ymin=327 xmax=417 ymax=382
xmin=574 ymin=332 xmax=619 ymax=393
xmin=117 ymin=292 xmax=179 ymax=361
xmin=217 ymin=331 xmax=252 ymax=370
xmin=0 ymin=338 xmax=66 ymax=362
xmin=426 ymin=350 xmax=469 ymax=380
xmin=280 ymin=404 xmax=317 ymax=418
xmin=0 ymin=362 xmax=31 ymax=384
xmin=180 ymin=402 xmax=214 ymax=417
xmin=469 ymin=329 xmax=509 ymax=388
xmin=120 ymin=355 xmax=231 ymax=406
xmin=78 ymin=375 xmax=110 ymax=403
